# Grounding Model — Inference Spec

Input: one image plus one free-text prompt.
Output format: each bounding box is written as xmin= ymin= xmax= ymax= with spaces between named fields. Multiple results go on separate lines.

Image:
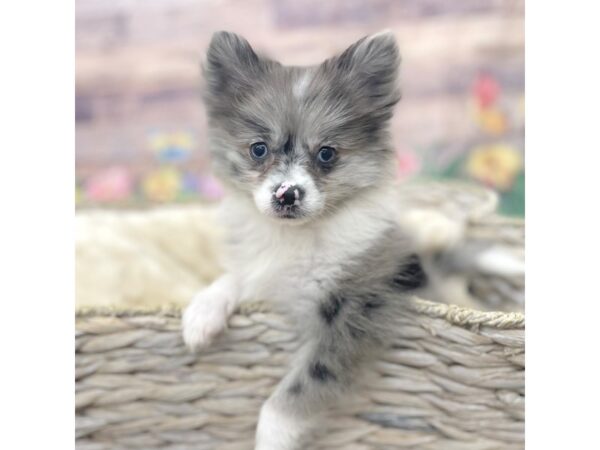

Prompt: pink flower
xmin=396 ymin=151 xmax=421 ymax=180
xmin=198 ymin=175 xmax=224 ymax=200
xmin=84 ymin=167 xmax=133 ymax=202
xmin=473 ymin=73 xmax=500 ymax=109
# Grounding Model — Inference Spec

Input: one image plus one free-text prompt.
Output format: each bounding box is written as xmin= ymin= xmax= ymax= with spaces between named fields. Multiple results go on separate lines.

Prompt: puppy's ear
xmin=326 ymin=30 xmax=401 ymax=117
xmin=203 ymin=31 xmax=270 ymax=102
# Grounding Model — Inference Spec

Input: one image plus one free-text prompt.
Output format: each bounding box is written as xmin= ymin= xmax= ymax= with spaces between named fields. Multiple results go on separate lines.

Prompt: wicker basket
xmin=76 ymin=182 xmax=524 ymax=449
xmin=76 ymin=298 xmax=524 ymax=450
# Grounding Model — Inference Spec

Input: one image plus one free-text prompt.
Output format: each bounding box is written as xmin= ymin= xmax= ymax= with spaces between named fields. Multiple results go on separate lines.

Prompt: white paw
xmin=255 ymin=401 xmax=306 ymax=450
xmin=182 ymin=276 xmax=237 ymax=352
xmin=400 ymin=209 xmax=464 ymax=253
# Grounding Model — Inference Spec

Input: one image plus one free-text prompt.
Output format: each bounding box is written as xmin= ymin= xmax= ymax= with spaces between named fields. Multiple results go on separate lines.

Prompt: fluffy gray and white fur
xmin=182 ymin=30 xmax=429 ymax=449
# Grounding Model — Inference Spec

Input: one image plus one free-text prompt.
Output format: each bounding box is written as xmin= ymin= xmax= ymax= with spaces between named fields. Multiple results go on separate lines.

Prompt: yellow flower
xmin=75 ymin=185 xmax=83 ymax=205
xmin=466 ymin=144 xmax=523 ymax=191
xmin=142 ymin=167 xmax=182 ymax=202
xmin=171 ymin=131 xmax=193 ymax=149
xmin=149 ymin=132 xmax=193 ymax=152
xmin=477 ymin=108 xmax=507 ymax=135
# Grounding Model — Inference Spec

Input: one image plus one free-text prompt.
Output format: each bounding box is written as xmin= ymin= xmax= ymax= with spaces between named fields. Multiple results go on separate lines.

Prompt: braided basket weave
xmin=76 ymin=299 xmax=524 ymax=450
xmin=76 ymin=182 xmax=524 ymax=449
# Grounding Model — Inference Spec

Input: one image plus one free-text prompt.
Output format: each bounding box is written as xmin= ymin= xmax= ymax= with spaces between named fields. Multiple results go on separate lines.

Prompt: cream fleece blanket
xmin=76 ymin=205 xmax=224 ymax=309
xmin=76 ymin=182 xmax=523 ymax=311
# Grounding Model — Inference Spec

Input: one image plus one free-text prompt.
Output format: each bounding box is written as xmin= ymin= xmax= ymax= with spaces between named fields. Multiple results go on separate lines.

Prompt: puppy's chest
xmin=229 ymin=229 xmax=353 ymax=303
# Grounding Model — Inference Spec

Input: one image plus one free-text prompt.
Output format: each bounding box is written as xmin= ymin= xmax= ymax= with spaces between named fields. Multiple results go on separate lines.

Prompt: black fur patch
xmin=309 ymin=362 xmax=337 ymax=382
xmin=392 ymin=254 xmax=427 ymax=290
xmin=319 ymin=294 xmax=346 ymax=324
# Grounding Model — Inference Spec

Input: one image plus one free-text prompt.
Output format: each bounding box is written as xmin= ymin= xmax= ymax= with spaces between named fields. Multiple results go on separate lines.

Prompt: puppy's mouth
xmin=270 ymin=200 xmax=305 ymax=220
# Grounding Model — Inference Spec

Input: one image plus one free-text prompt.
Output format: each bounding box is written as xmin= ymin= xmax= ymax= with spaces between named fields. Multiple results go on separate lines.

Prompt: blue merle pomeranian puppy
xmin=183 ymin=30 xmax=430 ymax=449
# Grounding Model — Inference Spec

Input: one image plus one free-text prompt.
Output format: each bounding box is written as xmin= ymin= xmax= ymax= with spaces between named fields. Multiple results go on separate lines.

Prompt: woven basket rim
xmin=75 ymin=297 xmax=524 ymax=330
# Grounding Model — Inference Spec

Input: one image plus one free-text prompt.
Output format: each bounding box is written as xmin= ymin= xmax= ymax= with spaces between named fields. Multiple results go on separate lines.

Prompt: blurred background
xmin=76 ymin=0 xmax=524 ymax=216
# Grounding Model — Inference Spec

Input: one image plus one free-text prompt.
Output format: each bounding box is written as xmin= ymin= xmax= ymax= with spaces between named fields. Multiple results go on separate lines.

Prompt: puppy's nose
xmin=274 ymin=182 xmax=304 ymax=206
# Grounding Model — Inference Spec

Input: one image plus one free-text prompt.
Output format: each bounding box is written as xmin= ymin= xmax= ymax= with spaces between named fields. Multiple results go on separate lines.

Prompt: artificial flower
xmin=142 ymin=167 xmax=182 ymax=202
xmin=198 ymin=174 xmax=224 ymax=200
xmin=473 ymin=73 xmax=500 ymax=109
xmin=477 ymin=108 xmax=507 ymax=135
xmin=84 ymin=166 xmax=133 ymax=202
xmin=396 ymin=150 xmax=421 ymax=179
xmin=466 ymin=144 xmax=523 ymax=191
xmin=148 ymin=131 xmax=193 ymax=163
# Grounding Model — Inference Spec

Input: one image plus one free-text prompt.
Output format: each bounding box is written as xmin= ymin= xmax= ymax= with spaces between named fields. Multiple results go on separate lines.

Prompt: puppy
xmin=182 ymin=30 xmax=428 ymax=449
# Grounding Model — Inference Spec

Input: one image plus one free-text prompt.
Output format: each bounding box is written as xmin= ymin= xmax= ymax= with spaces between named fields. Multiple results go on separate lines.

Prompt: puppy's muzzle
xmin=273 ymin=182 xmax=305 ymax=206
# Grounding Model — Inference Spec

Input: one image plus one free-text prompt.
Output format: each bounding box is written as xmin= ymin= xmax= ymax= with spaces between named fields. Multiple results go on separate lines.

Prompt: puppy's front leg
xmin=255 ymin=297 xmax=373 ymax=450
xmin=182 ymin=274 xmax=239 ymax=351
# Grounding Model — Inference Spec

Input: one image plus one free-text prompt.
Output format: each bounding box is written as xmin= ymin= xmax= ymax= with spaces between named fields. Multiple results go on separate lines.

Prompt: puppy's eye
xmin=249 ymin=142 xmax=269 ymax=160
xmin=317 ymin=146 xmax=336 ymax=164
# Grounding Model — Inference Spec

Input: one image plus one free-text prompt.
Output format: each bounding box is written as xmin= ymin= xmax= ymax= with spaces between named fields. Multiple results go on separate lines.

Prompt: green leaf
xmin=499 ymin=171 xmax=525 ymax=217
